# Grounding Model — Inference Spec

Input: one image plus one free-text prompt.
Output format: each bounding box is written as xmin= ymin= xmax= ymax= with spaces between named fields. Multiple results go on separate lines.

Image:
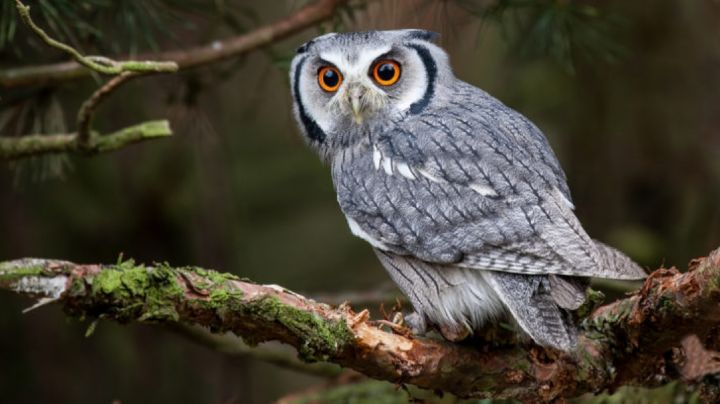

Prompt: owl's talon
xmin=374 ymin=319 xmax=413 ymax=337
xmin=391 ymin=311 xmax=404 ymax=326
xmin=404 ymin=312 xmax=427 ymax=335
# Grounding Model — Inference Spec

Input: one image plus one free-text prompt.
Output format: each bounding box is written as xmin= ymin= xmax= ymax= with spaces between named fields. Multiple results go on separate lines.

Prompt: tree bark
xmin=1 ymin=248 xmax=719 ymax=402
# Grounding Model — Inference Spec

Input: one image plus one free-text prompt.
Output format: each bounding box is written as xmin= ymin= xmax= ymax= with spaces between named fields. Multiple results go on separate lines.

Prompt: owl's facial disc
xmin=343 ymin=59 xmax=402 ymax=124
xmin=316 ymin=49 xmax=402 ymax=125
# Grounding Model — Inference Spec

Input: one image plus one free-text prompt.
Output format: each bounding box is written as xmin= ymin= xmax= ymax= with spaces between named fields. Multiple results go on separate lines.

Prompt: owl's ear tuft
xmin=403 ymin=29 xmax=440 ymax=43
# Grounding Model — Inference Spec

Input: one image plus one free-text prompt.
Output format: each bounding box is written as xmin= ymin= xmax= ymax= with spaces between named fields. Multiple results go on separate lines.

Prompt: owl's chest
xmin=329 ymin=141 xmax=461 ymax=257
xmin=330 ymin=143 xmax=378 ymax=212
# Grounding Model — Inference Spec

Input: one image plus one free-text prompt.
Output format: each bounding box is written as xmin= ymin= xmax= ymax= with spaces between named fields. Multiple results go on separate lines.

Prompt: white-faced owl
xmin=289 ymin=29 xmax=646 ymax=351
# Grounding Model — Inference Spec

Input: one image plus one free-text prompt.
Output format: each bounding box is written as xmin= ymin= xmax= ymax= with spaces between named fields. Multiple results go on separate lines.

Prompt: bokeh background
xmin=1 ymin=0 xmax=719 ymax=402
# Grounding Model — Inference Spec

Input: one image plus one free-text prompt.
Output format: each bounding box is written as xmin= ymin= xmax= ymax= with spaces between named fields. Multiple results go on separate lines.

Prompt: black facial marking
xmin=293 ymin=57 xmax=326 ymax=143
xmin=404 ymin=30 xmax=440 ymax=43
xmin=407 ymin=44 xmax=437 ymax=115
xmin=296 ymin=39 xmax=314 ymax=54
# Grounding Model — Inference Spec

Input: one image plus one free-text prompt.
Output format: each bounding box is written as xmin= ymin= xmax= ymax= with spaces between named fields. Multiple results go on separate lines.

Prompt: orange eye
xmin=372 ymin=60 xmax=401 ymax=86
xmin=318 ymin=66 xmax=343 ymax=92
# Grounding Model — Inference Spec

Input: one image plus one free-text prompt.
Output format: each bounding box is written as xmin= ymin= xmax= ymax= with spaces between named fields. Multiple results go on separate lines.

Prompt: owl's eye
xmin=318 ymin=66 xmax=343 ymax=92
xmin=371 ymin=60 xmax=401 ymax=86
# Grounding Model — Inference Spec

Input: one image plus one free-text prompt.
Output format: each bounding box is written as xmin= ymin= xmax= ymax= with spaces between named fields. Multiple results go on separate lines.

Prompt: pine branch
xmin=1 ymin=248 xmax=720 ymax=401
xmin=0 ymin=1 xmax=177 ymax=160
xmin=13 ymin=0 xmax=177 ymax=76
xmin=0 ymin=0 xmax=349 ymax=88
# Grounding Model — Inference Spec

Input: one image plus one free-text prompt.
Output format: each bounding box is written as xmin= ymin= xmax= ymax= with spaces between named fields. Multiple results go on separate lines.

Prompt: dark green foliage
xmin=0 ymin=0 xmax=248 ymax=57
xmin=456 ymin=0 xmax=626 ymax=72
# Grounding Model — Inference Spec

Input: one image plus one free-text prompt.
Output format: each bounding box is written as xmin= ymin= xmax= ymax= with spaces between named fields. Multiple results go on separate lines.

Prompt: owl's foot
xmin=438 ymin=322 xmax=472 ymax=342
xmin=374 ymin=318 xmax=413 ymax=337
xmin=387 ymin=312 xmax=472 ymax=341
xmin=404 ymin=311 xmax=428 ymax=335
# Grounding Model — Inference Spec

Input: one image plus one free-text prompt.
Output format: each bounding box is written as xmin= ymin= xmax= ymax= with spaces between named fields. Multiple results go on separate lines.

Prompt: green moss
xmin=0 ymin=265 xmax=46 ymax=284
xmin=91 ymin=264 xmax=150 ymax=297
xmin=576 ymin=346 xmax=608 ymax=383
xmin=207 ymin=288 xmax=244 ymax=309
xmin=514 ymin=358 xmax=531 ymax=373
xmin=83 ymin=261 xmax=184 ymax=323
xmin=91 ymin=269 xmax=124 ymax=295
xmin=706 ymin=269 xmax=720 ymax=296
xmin=241 ymin=295 xmax=354 ymax=362
xmin=655 ymin=294 xmax=678 ymax=317
xmin=182 ymin=276 xmax=351 ymax=360
xmin=577 ymin=289 xmax=605 ymax=319
xmin=186 ymin=266 xmax=241 ymax=291
xmin=281 ymin=298 xmax=352 ymax=360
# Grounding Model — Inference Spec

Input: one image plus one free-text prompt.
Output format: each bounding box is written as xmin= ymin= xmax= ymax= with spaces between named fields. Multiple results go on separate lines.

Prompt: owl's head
xmin=290 ymin=30 xmax=451 ymax=156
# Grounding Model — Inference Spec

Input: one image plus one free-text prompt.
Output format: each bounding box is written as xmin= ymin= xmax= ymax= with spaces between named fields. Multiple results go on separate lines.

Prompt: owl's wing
xmin=333 ymin=84 xmax=645 ymax=279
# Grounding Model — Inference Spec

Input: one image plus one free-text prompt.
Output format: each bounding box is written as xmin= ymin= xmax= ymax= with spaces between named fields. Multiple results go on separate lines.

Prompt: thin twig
xmin=13 ymin=0 xmax=177 ymax=76
xmin=76 ymin=72 xmax=139 ymax=149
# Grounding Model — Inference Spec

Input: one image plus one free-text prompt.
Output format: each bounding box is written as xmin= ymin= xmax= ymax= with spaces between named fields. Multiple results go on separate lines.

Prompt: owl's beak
xmin=351 ymin=98 xmax=363 ymax=124
xmin=347 ymin=85 xmax=367 ymax=124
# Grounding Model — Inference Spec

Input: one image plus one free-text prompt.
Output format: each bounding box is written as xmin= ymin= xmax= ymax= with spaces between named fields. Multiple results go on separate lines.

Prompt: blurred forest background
xmin=0 ymin=0 xmax=719 ymax=402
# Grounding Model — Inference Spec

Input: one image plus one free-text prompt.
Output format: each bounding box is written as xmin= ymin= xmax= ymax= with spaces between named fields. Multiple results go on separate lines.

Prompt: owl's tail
xmin=545 ymin=241 xmax=645 ymax=313
xmin=484 ymin=271 xmax=578 ymax=351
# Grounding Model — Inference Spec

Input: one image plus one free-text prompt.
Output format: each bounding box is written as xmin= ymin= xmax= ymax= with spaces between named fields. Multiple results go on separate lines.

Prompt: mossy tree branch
xmin=0 ymin=121 xmax=172 ymax=160
xmin=166 ymin=323 xmax=344 ymax=378
xmin=1 ymin=248 xmax=720 ymax=401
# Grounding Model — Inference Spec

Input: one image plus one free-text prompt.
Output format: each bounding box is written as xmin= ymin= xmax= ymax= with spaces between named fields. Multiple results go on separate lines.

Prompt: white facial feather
xmin=298 ymin=76 xmax=335 ymax=135
xmin=393 ymin=50 xmax=428 ymax=112
xmin=319 ymin=46 xmax=391 ymax=80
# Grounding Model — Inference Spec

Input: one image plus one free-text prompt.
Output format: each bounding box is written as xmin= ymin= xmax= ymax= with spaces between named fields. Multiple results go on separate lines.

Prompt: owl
xmin=289 ymin=29 xmax=646 ymax=351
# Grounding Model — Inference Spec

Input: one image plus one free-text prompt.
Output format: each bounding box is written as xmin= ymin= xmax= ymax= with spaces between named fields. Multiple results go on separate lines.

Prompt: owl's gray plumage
xmin=290 ymin=29 xmax=646 ymax=351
